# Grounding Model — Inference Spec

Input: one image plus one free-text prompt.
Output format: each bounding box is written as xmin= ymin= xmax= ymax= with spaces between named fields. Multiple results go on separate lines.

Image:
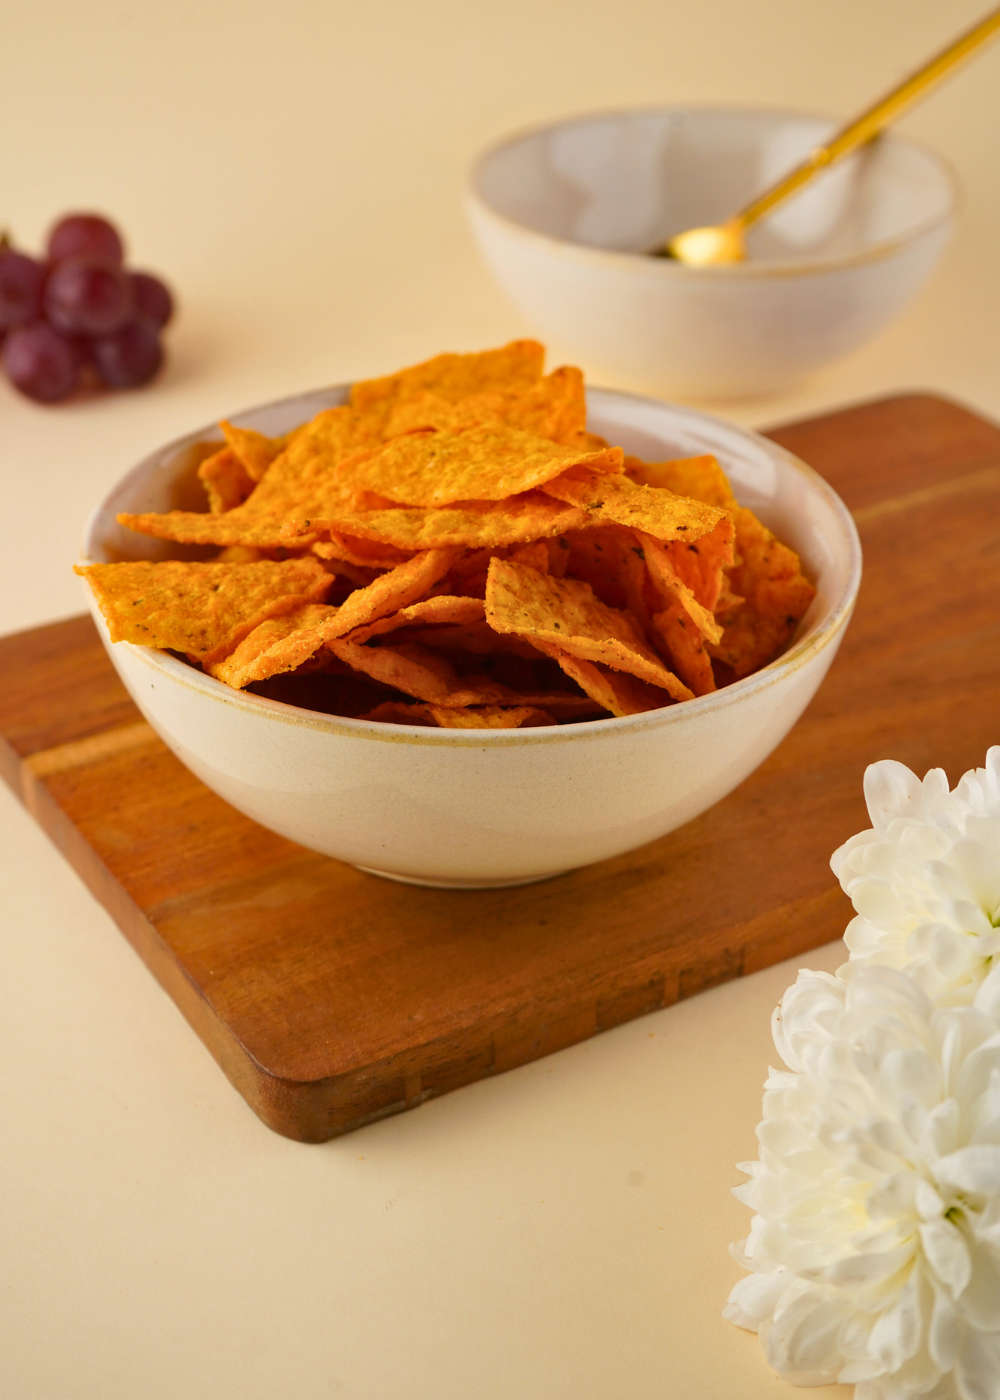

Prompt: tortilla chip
xmin=625 ymin=455 xmax=747 ymax=616
xmin=209 ymin=603 xmax=339 ymax=686
xmin=637 ymin=532 xmax=722 ymax=644
xmin=334 ymin=423 xmax=622 ymax=509
xmin=345 ymin=594 xmax=485 ymax=644
xmin=282 ymin=493 xmax=588 ymax=552
xmin=562 ymin=525 xmax=650 ymax=630
xmin=382 ymin=365 xmax=586 ymax=445
xmin=529 ymin=643 xmax=665 ymax=717
xmin=662 ymin=519 xmax=736 ymax=613
xmin=399 ymin=619 xmax=543 ymax=661
xmin=360 ymin=702 xmax=556 ymax=729
xmin=326 ymin=639 xmax=515 ymax=707
xmin=484 ymin=557 xmax=693 ymax=702
xmin=649 ymin=604 xmax=716 ymax=697
xmin=625 ymin=454 xmax=737 ymax=511
xmin=310 ymin=533 xmax=414 ymax=570
xmin=214 ymin=545 xmax=266 ymax=563
xmin=220 ymin=421 xmax=288 ymax=482
xmin=75 ymin=558 xmax=333 ymax=663
xmin=542 ymin=466 xmax=732 ymax=555
xmin=119 ymin=404 xmax=381 ymax=548
xmin=507 ymin=540 xmax=550 ymax=572
xmin=198 ymin=446 xmax=256 ymax=514
xmin=207 ymin=549 xmax=455 ymax=687
xmin=350 ymin=340 xmax=545 ymax=416
xmin=708 ymin=507 xmax=816 ymax=678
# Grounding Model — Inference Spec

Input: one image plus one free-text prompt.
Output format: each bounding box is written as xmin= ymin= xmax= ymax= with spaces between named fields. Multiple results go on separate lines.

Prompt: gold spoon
xmin=656 ymin=5 xmax=1000 ymax=266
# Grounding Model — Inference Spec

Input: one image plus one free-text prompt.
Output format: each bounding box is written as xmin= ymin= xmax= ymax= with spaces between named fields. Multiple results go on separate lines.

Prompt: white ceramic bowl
xmin=81 ymin=385 xmax=861 ymax=888
xmin=467 ymin=107 xmax=958 ymax=398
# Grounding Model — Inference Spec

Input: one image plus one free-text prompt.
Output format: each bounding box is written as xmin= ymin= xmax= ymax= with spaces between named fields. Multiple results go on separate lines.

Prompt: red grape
xmin=3 ymin=322 xmax=81 ymax=402
xmin=44 ymin=256 xmax=133 ymax=336
xmin=47 ymin=213 xmax=124 ymax=266
xmin=130 ymin=270 xmax=174 ymax=328
xmin=0 ymin=250 xmax=46 ymax=328
xmin=91 ymin=320 xmax=163 ymax=388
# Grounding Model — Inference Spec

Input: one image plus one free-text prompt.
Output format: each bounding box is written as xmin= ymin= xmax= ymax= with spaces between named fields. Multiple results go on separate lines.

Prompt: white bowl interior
xmin=472 ymin=107 xmax=956 ymax=263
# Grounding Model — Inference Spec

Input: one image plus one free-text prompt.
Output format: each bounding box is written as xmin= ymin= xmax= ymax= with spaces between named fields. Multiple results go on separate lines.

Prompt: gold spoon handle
xmin=737 ymin=4 xmax=1000 ymax=232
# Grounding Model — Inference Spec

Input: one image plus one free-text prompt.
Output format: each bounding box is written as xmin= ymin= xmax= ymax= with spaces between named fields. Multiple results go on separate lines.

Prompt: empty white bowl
xmin=80 ymin=384 xmax=861 ymax=888
xmin=467 ymin=107 xmax=958 ymax=397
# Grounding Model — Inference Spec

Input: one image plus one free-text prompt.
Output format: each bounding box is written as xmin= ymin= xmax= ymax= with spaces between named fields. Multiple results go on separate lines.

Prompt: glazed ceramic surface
xmin=467 ymin=107 xmax=958 ymax=397
xmin=81 ymin=385 xmax=861 ymax=888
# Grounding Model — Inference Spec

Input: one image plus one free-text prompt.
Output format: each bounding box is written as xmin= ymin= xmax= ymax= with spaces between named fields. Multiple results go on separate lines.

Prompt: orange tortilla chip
xmin=708 ymin=507 xmax=816 ymax=678
xmin=220 ymin=420 xmax=288 ymax=482
xmin=282 ymin=493 xmax=588 ymax=552
xmin=359 ymin=702 xmax=556 ymax=729
xmin=661 ymin=521 xmax=736 ymax=613
xmin=484 ymin=557 xmax=693 ymax=702
xmin=350 ymin=340 xmax=545 ymax=415
xmin=207 ymin=549 xmax=455 ymax=687
xmin=529 ymin=642 xmax=665 ymax=717
xmin=625 ymin=454 xmax=737 ymax=511
xmin=326 ymin=639 xmax=514 ymax=707
xmin=626 ymin=454 xmax=744 ymax=615
xmin=649 ymin=605 xmax=716 ymax=697
xmin=209 ymin=603 xmax=339 ymax=687
xmin=542 ymin=466 xmax=732 ymax=554
xmin=335 ymin=423 xmax=622 ymax=509
xmin=75 ymin=558 xmax=333 ymax=663
xmin=345 ymin=594 xmax=485 ymax=644
xmin=399 ymin=619 xmax=542 ymax=661
xmin=198 ymin=446 xmax=256 ymax=514
xmin=562 ymin=526 xmax=649 ymax=630
xmin=638 ymin=531 xmax=722 ymax=644
xmin=118 ymin=404 xmax=381 ymax=549
xmin=382 ymin=365 xmax=586 ymax=445
xmin=310 ymin=534 xmax=414 ymax=570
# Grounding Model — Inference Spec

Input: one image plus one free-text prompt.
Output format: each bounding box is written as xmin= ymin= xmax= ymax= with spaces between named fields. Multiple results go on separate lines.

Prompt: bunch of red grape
xmin=0 ymin=212 xmax=174 ymax=403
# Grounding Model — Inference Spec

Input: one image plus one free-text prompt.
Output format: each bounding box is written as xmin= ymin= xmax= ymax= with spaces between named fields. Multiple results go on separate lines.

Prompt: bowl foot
xmin=355 ymin=865 xmax=567 ymax=890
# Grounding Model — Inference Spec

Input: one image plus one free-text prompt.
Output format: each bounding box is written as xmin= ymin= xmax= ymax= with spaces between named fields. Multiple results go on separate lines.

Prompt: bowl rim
xmin=467 ymin=102 xmax=962 ymax=278
xmin=80 ymin=382 xmax=863 ymax=750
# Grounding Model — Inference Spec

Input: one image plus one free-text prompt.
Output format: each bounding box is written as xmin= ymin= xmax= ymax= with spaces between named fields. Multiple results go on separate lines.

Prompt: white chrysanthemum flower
xmin=832 ymin=748 xmax=1000 ymax=1003
xmin=726 ymin=964 xmax=1000 ymax=1399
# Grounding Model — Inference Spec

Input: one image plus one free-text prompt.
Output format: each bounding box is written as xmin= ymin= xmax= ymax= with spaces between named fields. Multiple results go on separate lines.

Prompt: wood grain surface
xmin=2 ymin=393 xmax=998 ymax=1142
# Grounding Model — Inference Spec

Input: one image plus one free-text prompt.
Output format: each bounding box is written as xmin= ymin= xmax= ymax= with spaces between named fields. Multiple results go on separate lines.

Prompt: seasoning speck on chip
xmin=79 ymin=341 xmax=816 ymax=728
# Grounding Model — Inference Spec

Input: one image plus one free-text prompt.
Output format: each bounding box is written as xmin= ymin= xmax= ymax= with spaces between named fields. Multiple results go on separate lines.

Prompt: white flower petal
xmin=722 ymin=1269 xmax=791 ymax=1330
xmin=928 ymin=1281 xmax=962 ymax=1371
xmin=764 ymin=1291 xmax=848 ymax=1379
xmin=934 ymin=1146 xmax=1000 ymax=1196
xmin=915 ymin=1178 xmax=946 ymax=1221
xmin=868 ymin=1275 xmax=924 ymax=1370
xmin=956 ymin=1328 xmax=1000 ymax=1400
xmin=955 ymin=1247 xmax=1000 ymax=1330
xmin=919 ymin=1220 xmax=972 ymax=1297
xmin=863 ymin=760 xmax=933 ymax=835
xmin=974 ymin=966 xmax=1000 ymax=1020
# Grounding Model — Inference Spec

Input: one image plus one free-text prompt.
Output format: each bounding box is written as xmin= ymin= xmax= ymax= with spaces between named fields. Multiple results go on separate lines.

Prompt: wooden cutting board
xmin=2 ymin=393 xmax=998 ymax=1142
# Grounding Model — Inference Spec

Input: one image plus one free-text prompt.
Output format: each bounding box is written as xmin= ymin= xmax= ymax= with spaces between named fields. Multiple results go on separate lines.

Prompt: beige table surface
xmin=2 ymin=3 xmax=998 ymax=1397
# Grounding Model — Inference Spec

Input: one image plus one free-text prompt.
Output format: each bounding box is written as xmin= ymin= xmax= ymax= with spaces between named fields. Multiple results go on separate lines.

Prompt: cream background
xmin=1 ymin=2 xmax=997 ymax=1396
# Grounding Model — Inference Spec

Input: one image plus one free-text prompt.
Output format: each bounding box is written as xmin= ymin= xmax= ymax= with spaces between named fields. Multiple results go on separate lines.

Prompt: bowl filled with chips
xmin=79 ymin=341 xmax=860 ymax=887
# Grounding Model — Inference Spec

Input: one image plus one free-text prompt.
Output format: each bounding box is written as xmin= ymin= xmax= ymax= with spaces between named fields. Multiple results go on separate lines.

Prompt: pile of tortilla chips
xmin=76 ymin=341 xmax=816 ymax=729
